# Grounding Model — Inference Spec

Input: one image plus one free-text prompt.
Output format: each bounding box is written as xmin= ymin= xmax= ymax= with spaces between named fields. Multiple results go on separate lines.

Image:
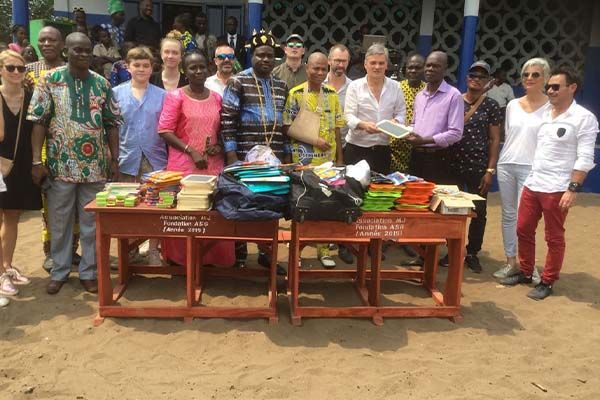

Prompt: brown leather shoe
xmin=79 ymin=279 xmax=98 ymax=293
xmin=47 ymin=280 xmax=66 ymax=295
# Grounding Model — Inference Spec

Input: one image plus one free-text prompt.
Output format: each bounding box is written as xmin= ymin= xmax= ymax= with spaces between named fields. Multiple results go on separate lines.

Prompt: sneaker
xmin=527 ymin=282 xmax=553 ymax=300
xmin=0 ymin=273 xmax=18 ymax=296
xmin=439 ymin=254 xmax=449 ymax=268
xmin=138 ymin=240 xmax=150 ymax=256
xmin=500 ymin=271 xmax=532 ymax=286
xmin=493 ymin=264 xmax=520 ymax=279
xmin=6 ymin=267 xmax=30 ymax=285
xmin=531 ymin=267 xmax=542 ymax=286
xmin=0 ymin=296 xmax=9 ymax=307
xmin=147 ymin=249 xmax=163 ymax=266
xmin=465 ymin=254 xmax=482 ymax=273
xmin=338 ymin=245 xmax=354 ymax=265
xmin=42 ymin=256 xmax=53 ymax=274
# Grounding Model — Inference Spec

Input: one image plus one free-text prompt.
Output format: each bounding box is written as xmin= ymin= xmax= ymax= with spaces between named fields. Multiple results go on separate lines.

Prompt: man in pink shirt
xmin=406 ymin=51 xmax=464 ymax=183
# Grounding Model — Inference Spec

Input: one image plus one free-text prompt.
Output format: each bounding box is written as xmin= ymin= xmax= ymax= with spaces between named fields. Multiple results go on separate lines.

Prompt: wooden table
xmin=85 ymin=202 xmax=280 ymax=325
xmin=287 ymin=211 xmax=469 ymax=325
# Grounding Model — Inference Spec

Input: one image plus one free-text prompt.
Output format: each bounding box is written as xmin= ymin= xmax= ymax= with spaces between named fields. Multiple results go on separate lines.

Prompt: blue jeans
xmin=47 ymin=180 xmax=104 ymax=281
xmin=497 ymin=163 xmax=531 ymax=258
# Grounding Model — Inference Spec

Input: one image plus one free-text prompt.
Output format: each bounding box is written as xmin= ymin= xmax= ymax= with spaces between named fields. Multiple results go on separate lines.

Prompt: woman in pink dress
xmin=158 ymin=51 xmax=234 ymax=266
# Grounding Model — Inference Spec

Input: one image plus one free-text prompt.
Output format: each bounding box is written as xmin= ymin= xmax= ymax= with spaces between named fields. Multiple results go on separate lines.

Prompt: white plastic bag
xmin=345 ymin=159 xmax=371 ymax=188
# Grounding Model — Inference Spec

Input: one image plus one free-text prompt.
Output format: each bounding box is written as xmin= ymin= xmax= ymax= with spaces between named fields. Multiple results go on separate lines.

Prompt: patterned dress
xmin=390 ymin=79 xmax=425 ymax=172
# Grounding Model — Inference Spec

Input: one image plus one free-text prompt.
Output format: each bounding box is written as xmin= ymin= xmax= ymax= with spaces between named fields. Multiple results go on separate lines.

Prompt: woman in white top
xmin=494 ymin=58 xmax=551 ymax=279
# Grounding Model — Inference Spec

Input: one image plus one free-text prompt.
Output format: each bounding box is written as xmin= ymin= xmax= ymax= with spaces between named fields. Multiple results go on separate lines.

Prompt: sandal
xmin=6 ymin=267 xmax=30 ymax=285
xmin=319 ymin=255 xmax=336 ymax=269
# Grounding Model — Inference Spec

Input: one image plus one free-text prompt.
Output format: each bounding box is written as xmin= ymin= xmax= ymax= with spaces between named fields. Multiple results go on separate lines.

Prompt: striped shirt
xmin=220 ymin=68 xmax=291 ymax=161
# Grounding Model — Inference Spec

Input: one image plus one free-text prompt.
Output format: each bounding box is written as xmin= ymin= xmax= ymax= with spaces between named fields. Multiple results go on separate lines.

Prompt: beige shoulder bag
xmin=287 ymin=84 xmax=324 ymax=146
xmin=0 ymin=94 xmax=25 ymax=178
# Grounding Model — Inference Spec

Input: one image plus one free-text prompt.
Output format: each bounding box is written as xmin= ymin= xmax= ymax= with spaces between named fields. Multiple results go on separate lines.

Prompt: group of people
xmin=0 ymin=8 xmax=597 ymax=308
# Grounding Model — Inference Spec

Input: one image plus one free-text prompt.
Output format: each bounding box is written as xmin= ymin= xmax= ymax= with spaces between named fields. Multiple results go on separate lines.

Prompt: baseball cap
xmin=468 ymin=61 xmax=491 ymax=75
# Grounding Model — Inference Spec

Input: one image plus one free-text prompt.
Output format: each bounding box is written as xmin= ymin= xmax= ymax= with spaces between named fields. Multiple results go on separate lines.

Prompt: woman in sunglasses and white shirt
xmin=494 ymin=58 xmax=551 ymax=280
xmin=0 ymin=50 xmax=42 ymax=306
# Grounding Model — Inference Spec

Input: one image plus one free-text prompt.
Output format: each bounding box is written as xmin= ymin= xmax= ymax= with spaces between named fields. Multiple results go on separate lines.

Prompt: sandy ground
xmin=1 ymin=192 xmax=599 ymax=400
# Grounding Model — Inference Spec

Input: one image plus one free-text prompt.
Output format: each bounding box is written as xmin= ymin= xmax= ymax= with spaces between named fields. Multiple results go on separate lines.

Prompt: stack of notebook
xmin=224 ymin=162 xmax=290 ymax=195
xmin=361 ymin=183 xmax=404 ymax=211
xmin=177 ymin=174 xmax=217 ymax=210
xmin=394 ymin=181 xmax=435 ymax=212
xmin=142 ymin=171 xmax=183 ymax=207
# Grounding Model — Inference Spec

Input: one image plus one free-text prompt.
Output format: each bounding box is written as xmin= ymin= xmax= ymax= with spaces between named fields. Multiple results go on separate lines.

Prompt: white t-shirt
xmin=525 ymin=101 xmax=598 ymax=193
xmin=205 ymin=74 xmax=227 ymax=97
xmin=344 ymin=76 xmax=406 ymax=147
xmin=487 ymin=82 xmax=515 ymax=108
xmin=498 ymin=98 xmax=550 ymax=166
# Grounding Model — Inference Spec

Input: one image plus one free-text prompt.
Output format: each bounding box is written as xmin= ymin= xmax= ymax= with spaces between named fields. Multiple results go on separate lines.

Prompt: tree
xmin=0 ymin=0 xmax=54 ymax=42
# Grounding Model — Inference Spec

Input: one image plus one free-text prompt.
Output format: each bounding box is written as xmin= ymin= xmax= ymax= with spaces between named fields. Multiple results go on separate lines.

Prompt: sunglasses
xmin=287 ymin=42 xmax=303 ymax=48
xmin=545 ymin=84 xmax=563 ymax=92
xmin=216 ymin=53 xmax=235 ymax=60
xmin=467 ymin=72 xmax=488 ymax=80
xmin=522 ymin=72 xmax=541 ymax=79
xmin=4 ymin=65 xmax=26 ymax=73
xmin=73 ymin=6 xmax=84 ymax=12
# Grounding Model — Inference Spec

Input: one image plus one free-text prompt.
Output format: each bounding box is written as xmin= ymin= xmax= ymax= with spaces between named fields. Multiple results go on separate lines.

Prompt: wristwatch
xmin=485 ymin=168 xmax=496 ymax=175
xmin=568 ymin=182 xmax=582 ymax=192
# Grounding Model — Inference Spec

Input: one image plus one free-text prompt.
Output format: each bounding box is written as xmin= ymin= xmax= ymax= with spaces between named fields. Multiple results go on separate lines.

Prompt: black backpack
xmin=289 ymin=170 xmax=364 ymax=224
xmin=213 ymin=173 xmax=289 ymax=220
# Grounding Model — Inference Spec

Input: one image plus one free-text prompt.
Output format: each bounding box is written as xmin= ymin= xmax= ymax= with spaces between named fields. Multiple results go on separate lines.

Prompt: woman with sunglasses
xmin=494 ymin=58 xmax=550 ymax=280
xmin=157 ymin=51 xmax=233 ymax=267
xmin=0 ymin=50 xmax=42 ymax=304
xmin=150 ymin=32 xmax=187 ymax=92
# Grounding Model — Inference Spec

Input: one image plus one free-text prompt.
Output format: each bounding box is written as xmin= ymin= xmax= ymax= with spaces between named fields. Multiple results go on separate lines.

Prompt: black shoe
xmin=72 ymin=253 xmax=82 ymax=266
xmin=439 ymin=254 xmax=449 ymax=268
xmin=465 ymin=254 xmax=482 ymax=273
xmin=338 ymin=245 xmax=354 ymax=265
xmin=401 ymin=245 xmax=418 ymax=258
xmin=257 ymin=252 xmax=286 ymax=276
xmin=527 ymin=282 xmax=553 ymax=300
xmin=500 ymin=271 xmax=532 ymax=286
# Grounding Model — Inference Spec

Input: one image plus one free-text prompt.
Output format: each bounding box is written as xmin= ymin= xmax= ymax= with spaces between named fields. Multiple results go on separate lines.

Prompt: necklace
xmin=252 ymin=72 xmax=278 ymax=148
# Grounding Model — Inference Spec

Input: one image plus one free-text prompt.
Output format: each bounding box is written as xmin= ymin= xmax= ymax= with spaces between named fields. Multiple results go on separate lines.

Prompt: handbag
xmin=289 ymin=169 xmax=364 ymax=224
xmin=0 ymin=93 xmax=25 ymax=178
xmin=286 ymin=84 xmax=324 ymax=146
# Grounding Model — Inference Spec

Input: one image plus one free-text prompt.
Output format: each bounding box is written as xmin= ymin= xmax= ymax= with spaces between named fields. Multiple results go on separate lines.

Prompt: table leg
xmin=368 ymin=239 xmax=382 ymax=307
xmin=186 ymin=237 xmax=195 ymax=310
xmin=269 ymin=234 xmax=279 ymax=324
xmin=357 ymin=244 xmax=368 ymax=287
xmin=96 ymin=220 xmax=112 ymax=308
xmin=290 ymin=223 xmax=302 ymax=326
xmin=445 ymin=237 xmax=466 ymax=320
xmin=423 ymin=244 xmax=440 ymax=290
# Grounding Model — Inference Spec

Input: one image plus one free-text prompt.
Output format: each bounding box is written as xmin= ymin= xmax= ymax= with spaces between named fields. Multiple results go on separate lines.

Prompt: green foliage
xmin=0 ymin=0 xmax=55 ymax=42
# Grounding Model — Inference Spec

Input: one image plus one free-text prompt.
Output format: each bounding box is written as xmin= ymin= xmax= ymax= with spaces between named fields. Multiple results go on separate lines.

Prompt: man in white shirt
xmin=324 ymin=43 xmax=352 ymax=148
xmin=205 ymin=45 xmax=235 ymax=96
xmin=501 ymin=66 xmax=599 ymax=300
xmin=344 ymin=43 xmax=406 ymax=174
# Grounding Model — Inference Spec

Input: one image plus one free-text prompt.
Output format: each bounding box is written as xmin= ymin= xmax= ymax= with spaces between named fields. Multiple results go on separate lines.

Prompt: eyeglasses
xmin=4 ymin=65 xmax=26 ymax=73
xmin=331 ymin=59 xmax=348 ymax=65
xmin=287 ymin=42 xmax=303 ymax=48
xmin=522 ymin=72 xmax=541 ymax=79
xmin=467 ymin=72 xmax=488 ymax=80
xmin=216 ymin=53 xmax=235 ymax=60
xmin=545 ymin=84 xmax=562 ymax=92
xmin=73 ymin=6 xmax=84 ymax=12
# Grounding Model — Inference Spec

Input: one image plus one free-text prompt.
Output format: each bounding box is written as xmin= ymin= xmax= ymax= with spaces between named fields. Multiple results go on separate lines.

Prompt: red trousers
xmin=517 ymin=186 xmax=568 ymax=284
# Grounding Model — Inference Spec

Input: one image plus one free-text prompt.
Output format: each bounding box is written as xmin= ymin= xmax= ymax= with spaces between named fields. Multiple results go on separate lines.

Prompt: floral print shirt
xmin=27 ymin=66 xmax=123 ymax=183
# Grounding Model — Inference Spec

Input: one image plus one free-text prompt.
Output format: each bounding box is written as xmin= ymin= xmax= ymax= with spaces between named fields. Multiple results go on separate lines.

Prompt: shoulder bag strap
xmin=11 ymin=93 xmax=25 ymax=160
xmin=463 ymin=94 xmax=486 ymax=123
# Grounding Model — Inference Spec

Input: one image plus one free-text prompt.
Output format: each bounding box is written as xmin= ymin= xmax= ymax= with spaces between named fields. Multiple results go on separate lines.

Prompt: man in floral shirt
xmin=28 ymin=32 xmax=123 ymax=295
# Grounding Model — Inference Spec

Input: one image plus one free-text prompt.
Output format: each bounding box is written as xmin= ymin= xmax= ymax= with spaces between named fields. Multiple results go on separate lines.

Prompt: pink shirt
xmin=158 ymin=88 xmax=224 ymax=175
xmin=412 ymin=80 xmax=464 ymax=148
